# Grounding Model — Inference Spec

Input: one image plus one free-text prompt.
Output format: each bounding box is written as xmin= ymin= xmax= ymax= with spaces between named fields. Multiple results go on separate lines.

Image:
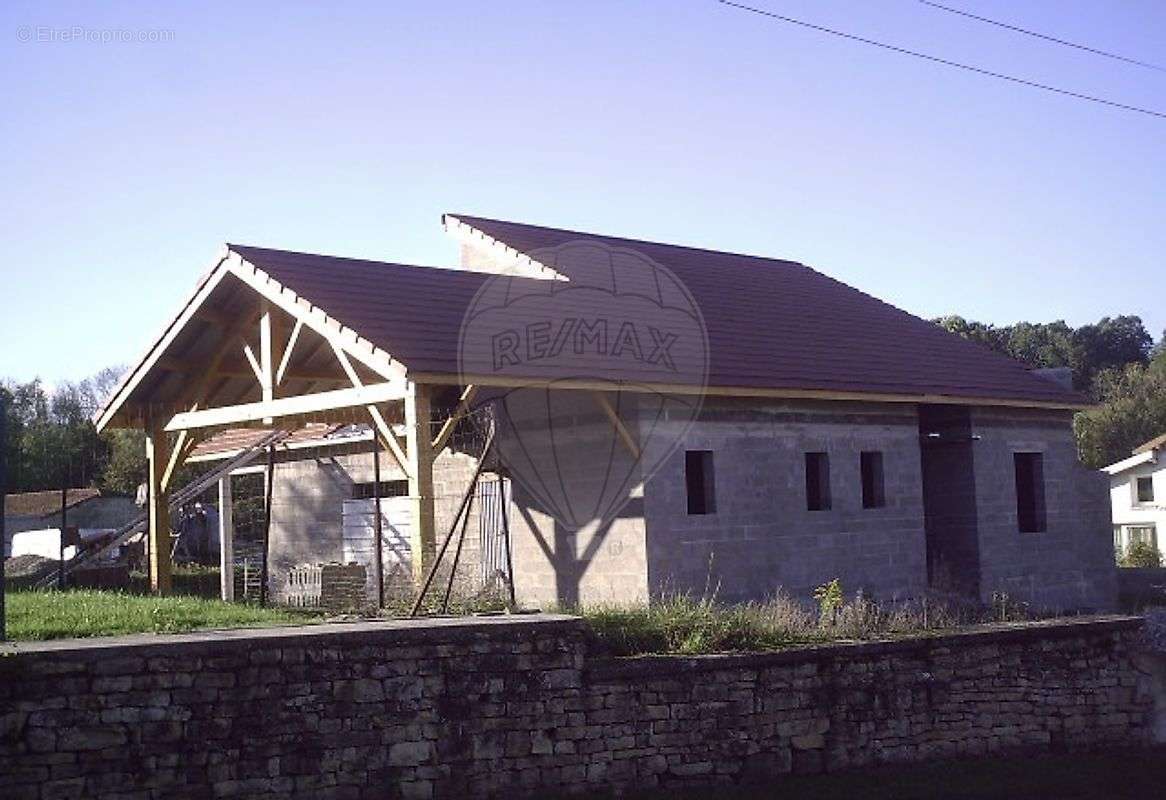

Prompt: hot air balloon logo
xmin=458 ymin=240 xmax=709 ymax=531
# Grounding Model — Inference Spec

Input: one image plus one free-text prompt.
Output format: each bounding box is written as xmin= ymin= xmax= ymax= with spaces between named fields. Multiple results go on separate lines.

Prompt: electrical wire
xmin=714 ymin=0 xmax=1166 ymax=120
xmin=917 ymin=0 xmax=1166 ymax=73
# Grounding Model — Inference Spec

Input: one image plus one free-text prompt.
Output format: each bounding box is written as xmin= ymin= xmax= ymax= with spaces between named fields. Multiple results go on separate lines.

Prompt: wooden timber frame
xmin=93 ymin=248 xmax=468 ymax=595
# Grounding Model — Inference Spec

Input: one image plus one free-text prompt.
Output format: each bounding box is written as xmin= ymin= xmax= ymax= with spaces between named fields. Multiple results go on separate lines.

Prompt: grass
xmin=579 ymin=588 xmax=1037 ymax=657
xmin=3 ymin=576 xmax=1041 ymax=650
xmin=4 ymin=589 xmax=318 ymax=641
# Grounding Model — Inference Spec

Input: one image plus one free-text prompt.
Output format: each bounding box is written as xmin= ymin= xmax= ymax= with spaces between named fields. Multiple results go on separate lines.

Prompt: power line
xmin=714 ymin=0 xmax=1166 ymax=120
xmin=917 ymin=0 xmax=1166 ymax=73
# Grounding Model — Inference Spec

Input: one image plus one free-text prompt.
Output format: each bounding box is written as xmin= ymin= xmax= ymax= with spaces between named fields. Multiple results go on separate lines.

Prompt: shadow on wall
xmin=512 ymin=486 xmax=645 ymax=608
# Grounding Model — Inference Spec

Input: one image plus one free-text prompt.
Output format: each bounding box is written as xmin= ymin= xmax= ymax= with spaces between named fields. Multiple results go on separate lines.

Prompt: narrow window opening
xmin=805 ymin=452 xmax=831 ymax=511
xmin=1014 ymin=452 xmax=1046 ymax=533
xmin=353 ymin=480 xmax=408 ymax=500
xmin=685 ymin=450 xmax=715 ymax=515
xmin=861 ymin=451 xmax=885 ymax=509
xmin=1136 ymin=476 xmax=1155 ymax=504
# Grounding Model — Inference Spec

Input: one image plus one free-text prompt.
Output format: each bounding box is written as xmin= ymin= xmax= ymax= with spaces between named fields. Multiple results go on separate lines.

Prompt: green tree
xmin=933 ymin=315 xmax=1009 ymax=355
xmin=1069 ymin=316 xmax=1153 ymax=390
xmin=98 ymin=428 xmax=146 ymax=496
xmin=1074 ymin=359 xmax=1166 ymax=469
xmin=936 ymin=314 xmax=1155 ymax=391
xmin=1006 ymin=321 xmax=1074 ymax=373
xmin=0 ymin=367 xmax=128 ymax=493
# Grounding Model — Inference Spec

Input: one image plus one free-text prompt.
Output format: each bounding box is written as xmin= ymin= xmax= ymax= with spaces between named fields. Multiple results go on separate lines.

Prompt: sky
xmin=1 ymin=0 xmax=1163 ymax=385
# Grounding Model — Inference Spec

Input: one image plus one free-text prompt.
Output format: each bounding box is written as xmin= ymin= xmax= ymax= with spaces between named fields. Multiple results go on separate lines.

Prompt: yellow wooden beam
xmin=146 ymin=422 xmax=172 ymax=595
xmin=164 ymin=381 xmax=406 ymax=432
xmin=592 ymin=391 xmax=640 ymax=458
xmin=431 ymin=385 xmax=477 ymax=455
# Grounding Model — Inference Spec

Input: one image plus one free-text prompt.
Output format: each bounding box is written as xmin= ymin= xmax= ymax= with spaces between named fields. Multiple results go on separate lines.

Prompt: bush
xmin=1120 ymin=541 xmax=1162 ymax=568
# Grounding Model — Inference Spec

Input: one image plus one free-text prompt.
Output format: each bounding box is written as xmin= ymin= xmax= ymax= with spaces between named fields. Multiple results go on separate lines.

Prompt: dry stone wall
xmin=0 ymin=615 xmax=1153 ymax=799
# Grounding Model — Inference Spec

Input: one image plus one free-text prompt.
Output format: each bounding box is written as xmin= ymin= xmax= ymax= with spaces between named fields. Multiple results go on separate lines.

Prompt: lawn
xmin=3 ymin=589 xmax=318 ymax=641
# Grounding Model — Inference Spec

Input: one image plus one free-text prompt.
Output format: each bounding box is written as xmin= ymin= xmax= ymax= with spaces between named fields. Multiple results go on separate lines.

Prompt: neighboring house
xmin=94 ymin=214 xmax=1116 ymax=611
xmin=1104 ymin=433 xmax=1166 ymax=560
xmin=3 ymin=489 xmax=138 ymax=556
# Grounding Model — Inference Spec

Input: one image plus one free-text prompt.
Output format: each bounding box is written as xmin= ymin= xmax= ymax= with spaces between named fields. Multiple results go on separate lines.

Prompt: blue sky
xmin=1 ymin=0 xmax=1163 ymax=384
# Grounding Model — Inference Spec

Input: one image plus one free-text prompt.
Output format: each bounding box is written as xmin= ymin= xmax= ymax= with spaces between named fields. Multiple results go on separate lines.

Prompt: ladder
xmin=38 ymin=430 xmax=290 ymax=588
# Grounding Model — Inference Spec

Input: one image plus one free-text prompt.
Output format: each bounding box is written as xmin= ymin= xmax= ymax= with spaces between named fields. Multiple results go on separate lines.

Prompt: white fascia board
xmin=1102 ymin=450 xmax=1157 ymax=475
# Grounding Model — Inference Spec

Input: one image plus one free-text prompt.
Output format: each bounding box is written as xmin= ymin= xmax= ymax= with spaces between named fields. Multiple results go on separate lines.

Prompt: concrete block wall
xmin=970 ymin=407 xmax=1117 ymax=611
xmin=258 ymin=398 xmax=1116 ymax=613
xmin=642 ymin=399 xmax=928 ymax=603
xmin=267 ymin=448 xmax=487 ymax=605
xmin=504 ymin=392 xmax=650 ymax=608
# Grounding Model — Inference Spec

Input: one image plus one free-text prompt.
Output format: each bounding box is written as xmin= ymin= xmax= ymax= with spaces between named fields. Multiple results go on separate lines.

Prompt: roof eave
xmin=410 ymin=371 xmax=1089 ymax=411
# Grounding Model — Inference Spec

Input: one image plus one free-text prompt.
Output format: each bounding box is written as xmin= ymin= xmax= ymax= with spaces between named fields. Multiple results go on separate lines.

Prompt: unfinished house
xmin=90 ymin=214 xmax=1116 ymax=612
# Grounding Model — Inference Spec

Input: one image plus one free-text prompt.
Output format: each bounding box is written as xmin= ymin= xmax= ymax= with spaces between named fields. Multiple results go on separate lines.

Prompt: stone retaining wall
xmin=0 ymin=615 xmax=1154 ymax=799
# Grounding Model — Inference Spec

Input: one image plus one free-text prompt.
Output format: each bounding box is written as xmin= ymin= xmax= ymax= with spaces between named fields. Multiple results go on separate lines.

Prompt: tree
xmin=935 ymin=314 xmax=1156 ymax=391
xmin=1069 ymin=316 xmax=1153 ymax=390
xmin=0 ymin=366 xmax=129 ymax=494
xmin=933 ymin=315 xmax=1010 ymax=355
xmin=1006 ymin=321 xmax=1073 ymax=374
xmin=1152 ymin=330 xmax=1166 ymax=370
xmin=1073 ymin=359 xmax=1166 ymax=469
xmin=98 ymin=428 xmax=146 ymax=496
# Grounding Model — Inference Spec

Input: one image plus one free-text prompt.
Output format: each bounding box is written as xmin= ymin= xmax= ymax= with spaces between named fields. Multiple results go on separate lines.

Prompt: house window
xmin=860 ymin=451 xmax=885 ymax=509
xmin=1014 ymin=452 xmax=1046 ymax=533
xmin=685 ymin=450 xmax=715 ymax=515
xmin=805 ymin=452 xmax=831 ymax=511
xmin=1136 ymin=476 xmax=1155 ymax=504
xmin=352 ymin=480 xmax=408 ymax=500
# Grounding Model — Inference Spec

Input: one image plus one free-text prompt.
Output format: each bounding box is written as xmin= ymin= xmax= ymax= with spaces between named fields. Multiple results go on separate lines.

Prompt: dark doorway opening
xmin=918 ymin=405 xmax=980 ymax=597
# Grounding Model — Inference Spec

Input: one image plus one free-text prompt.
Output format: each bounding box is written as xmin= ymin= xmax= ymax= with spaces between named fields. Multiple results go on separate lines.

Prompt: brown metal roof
xmin=5 ymin=488 xmax=101 ymax=518
xmin=230 ymin=216 xmax=1084 ymax=407
xmin=189 ymin=423 xmax=347 ymax=459
xmin=1134 ymin=432 xmax=1166 ymax=455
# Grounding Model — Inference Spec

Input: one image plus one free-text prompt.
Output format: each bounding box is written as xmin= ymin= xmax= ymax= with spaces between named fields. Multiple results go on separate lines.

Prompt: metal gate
xmin=477 ymin=477 xmax=511 ymax=587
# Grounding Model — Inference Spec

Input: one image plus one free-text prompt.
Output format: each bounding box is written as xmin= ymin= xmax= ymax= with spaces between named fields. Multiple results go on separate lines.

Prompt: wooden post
xmin=372 ymin=442 xmax=384 ymax=611
xmin=259 ymin=304 xmax=274 ymax=424
xmin=58 ymin=484 xmax=67 ymax=589
xmin=260 ymin=445 xmax=274 ymax=606
xmin=145 ymin=423 xmax=172 ymax=595
xmin=404 ymin=381 xmax=435 ymax=583
xmin=500 ymin=474 xmax=515 ymax=607
xmin=218 ymin=475 xmax=235 ymax=602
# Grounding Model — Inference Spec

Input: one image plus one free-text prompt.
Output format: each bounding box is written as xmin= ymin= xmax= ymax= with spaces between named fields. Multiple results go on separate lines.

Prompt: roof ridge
xmin=447 ymin=213 xmax=809 ymax=268
xmin=227 ymin=243 xmax=456 ymax=272
xmin=228 ymin=243 xmax=558 ymax=287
